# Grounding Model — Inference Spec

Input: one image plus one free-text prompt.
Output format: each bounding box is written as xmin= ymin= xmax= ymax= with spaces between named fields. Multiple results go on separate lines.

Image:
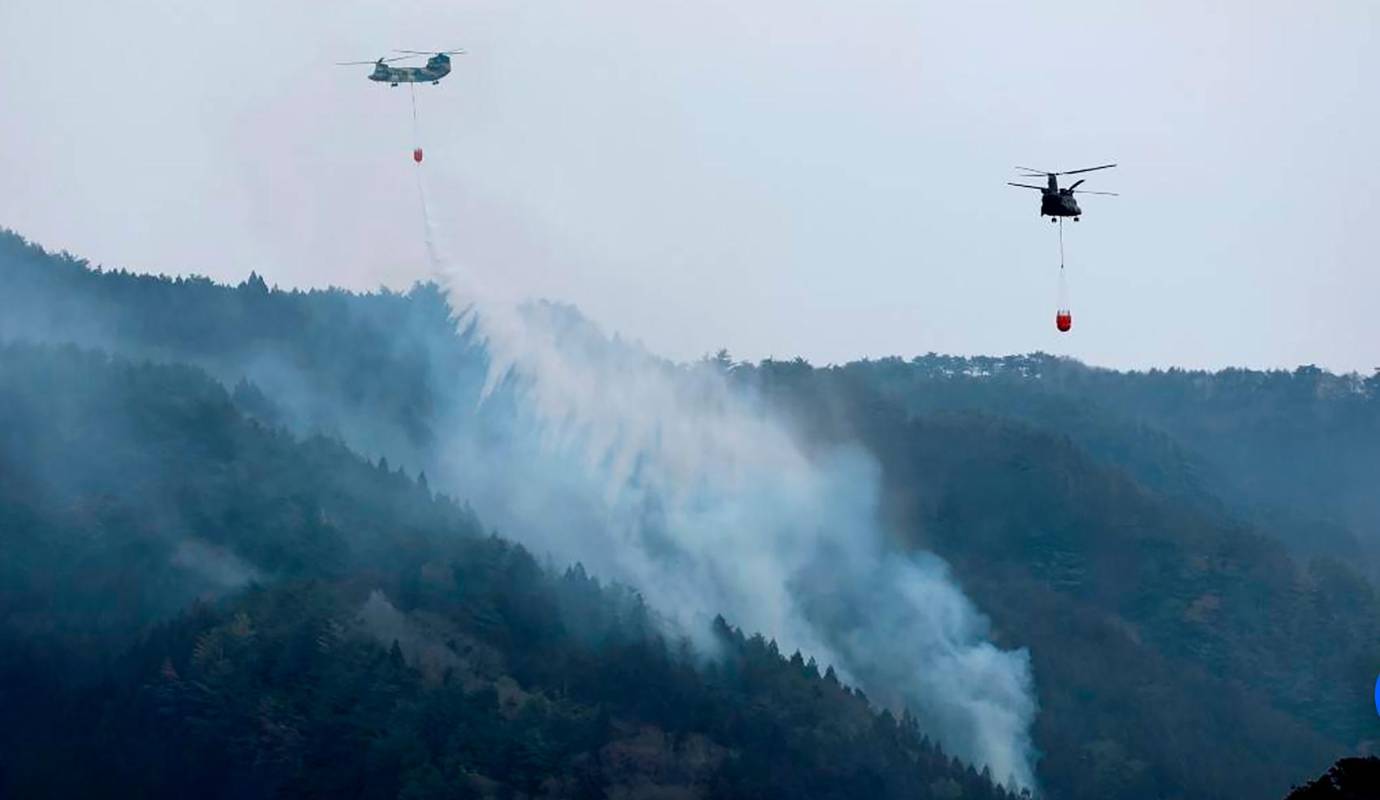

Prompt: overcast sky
xmin=3 ymin=0 xmax=1376 ymax=372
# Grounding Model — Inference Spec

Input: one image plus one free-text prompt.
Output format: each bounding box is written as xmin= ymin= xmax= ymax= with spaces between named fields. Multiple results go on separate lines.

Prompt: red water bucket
xmin=1055 ymin=310 xmax=1072 ymax=332
xmin=413 ymin=148 xmax=424 ymax=163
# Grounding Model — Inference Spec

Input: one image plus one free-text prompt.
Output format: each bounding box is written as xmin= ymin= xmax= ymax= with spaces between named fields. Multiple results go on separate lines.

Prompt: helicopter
xmin=1008 ymin=164 xmax=1118 ymax=222
xmin=337 ymin=50 xmax=464 ymax=87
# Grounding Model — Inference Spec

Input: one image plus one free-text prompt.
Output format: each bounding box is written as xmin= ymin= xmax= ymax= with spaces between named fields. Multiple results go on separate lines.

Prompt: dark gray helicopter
xmin=1008 ymin=164 xmax=1118 ymax=222
xmin=337 ymin=50 xmax=464 ymax=87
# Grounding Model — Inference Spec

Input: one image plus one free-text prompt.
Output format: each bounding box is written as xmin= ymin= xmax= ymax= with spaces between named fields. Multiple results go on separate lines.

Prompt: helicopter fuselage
xmin=1038 ymin=175 xmax=1081 ymax=217
xmin=1040 ymin=190 xmax=1082 ymax=218
xmin=369 ymin=58 xmax=452 ymax=85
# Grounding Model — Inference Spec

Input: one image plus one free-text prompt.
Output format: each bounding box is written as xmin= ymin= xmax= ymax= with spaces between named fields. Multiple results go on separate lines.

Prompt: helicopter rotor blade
xmin=1015 ymin=163 xmax=1117 ymax=176
xmin=1059 ymin=163 xmax=1117 ymax=175
xmin=1069 ymin=179 xmax=1085 ymax=191
xmin=1007 ymin=182 xmax=1047 ymax=191
xmin=337 ymin=56 xmax=410 ymax=65
xmin=1071 ymin=189 xmax=1119 ymax=196
xmin=395 ymin=49 xmax=466 ymax=55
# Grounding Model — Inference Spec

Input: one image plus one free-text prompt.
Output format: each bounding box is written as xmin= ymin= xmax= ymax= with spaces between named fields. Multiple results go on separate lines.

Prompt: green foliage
xmin=0 ymin=343 xmax=1016 ymax=799
xmin=834 ymin=353 xmax=1380 ymax=563
xmin=5 ymin=230 xmax=1377 ymax=798
xmin=735 ymin=356 xmax=1377 ymax=799
xmin=0 ymin=228 xmax=475 ymax=471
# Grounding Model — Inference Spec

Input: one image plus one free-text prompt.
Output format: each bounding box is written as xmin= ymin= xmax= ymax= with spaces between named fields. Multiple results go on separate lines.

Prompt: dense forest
xmin=833 ymin=353 xmax=1380 ymax=566
xmin=0 ymin=343 xmax=1022 ymax=799
xmin=3 ymin=228 xmax=1379 ymax=798
xmin=738 ymin=359 xmax=1378 ymax=797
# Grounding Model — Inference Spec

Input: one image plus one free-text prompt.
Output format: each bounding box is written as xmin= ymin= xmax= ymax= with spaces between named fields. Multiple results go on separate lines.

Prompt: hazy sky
xmin=3 ymin=0 xmax=1377 ymax=371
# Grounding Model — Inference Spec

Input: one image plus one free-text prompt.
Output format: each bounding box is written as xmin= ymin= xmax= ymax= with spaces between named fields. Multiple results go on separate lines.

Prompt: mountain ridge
xmin=3 ymin=227 xmax=1376 ymax=798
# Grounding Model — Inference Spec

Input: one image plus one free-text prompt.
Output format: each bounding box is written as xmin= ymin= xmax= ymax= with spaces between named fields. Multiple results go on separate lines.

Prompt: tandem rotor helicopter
xmin=338 ymin=48 xmax=464 ymax=163
xmin=1008 ymin=163 xmax=1120 ymax=334
xmin=1008 ymin=164 xmax=1118 ymax=222
xmin=336 ymin=50 xmax=464 ymax=87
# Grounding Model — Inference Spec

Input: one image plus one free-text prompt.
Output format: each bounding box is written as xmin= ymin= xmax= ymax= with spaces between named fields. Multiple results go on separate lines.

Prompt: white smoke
xmin=417 ymin=170 xmax=1040 ymax=791
xmin=170 ymin=538 xmax=260 ymax=592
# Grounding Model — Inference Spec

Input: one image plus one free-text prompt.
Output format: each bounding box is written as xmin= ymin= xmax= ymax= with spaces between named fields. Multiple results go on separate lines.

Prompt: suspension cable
xmin=409 ymin=82 xmax=419 ymax=147
xmin=1058 ymin=217 xmax=1064 ymax=270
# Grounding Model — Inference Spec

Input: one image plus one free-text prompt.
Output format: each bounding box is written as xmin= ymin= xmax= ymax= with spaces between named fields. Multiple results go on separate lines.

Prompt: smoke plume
xmin=418 ymin=172 xmax=1040 ymax=791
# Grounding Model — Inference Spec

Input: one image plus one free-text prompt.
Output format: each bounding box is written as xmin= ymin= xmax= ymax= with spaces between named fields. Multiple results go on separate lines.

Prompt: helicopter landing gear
xmin=1074 ymin=216 xmax=1081 ymax=222
xmin=391 ymin=83 xmax=399 ymax=87
xmin=432 ymin=81 xmax=440 ymax=85
xmin=1050 ymin=217 xmax=1057 ymax=223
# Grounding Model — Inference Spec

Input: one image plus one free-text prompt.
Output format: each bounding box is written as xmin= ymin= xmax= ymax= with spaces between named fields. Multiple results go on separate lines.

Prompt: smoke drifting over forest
xmin=421 ymin=191 xmax=1040 ymax=788
xmin=5 ymin=229 xmax=1380 ymax=798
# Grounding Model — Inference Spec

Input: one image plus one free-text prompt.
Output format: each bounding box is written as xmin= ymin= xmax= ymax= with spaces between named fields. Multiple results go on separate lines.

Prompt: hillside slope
xmin=0 ymin=342 xmax=1022 ymax=799
xmin=3 ymin=230 xmax=1375 ymax=798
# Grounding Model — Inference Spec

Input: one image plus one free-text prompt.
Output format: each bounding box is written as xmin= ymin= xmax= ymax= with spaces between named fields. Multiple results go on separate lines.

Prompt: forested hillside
xmin=0 ymin=229 xmax=472 ymax=472
xmin=739 ymin=360 xmax=1373 ymax=798
xmin=0 ymin=343 xmax=1021 ymax=799
xmin=838 ymin=353 xmax=1380 ymax=564
xmin=3 ymin=228 xmax=1377 ymax=799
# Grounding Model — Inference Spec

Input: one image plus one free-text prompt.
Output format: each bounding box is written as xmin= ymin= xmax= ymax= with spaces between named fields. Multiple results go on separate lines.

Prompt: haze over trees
xmin=1 ymin=342 xmax=1025 ymax=799
xmin=3 ymin=228 xmax=1378 ymax=798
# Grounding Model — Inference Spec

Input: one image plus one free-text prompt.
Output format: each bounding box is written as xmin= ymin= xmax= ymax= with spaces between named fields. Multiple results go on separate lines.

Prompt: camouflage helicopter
xmin=337 ymin=50 xmax=464 ymax=87
xmin=1008 ymin=164 xmax=1118 ymax=222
